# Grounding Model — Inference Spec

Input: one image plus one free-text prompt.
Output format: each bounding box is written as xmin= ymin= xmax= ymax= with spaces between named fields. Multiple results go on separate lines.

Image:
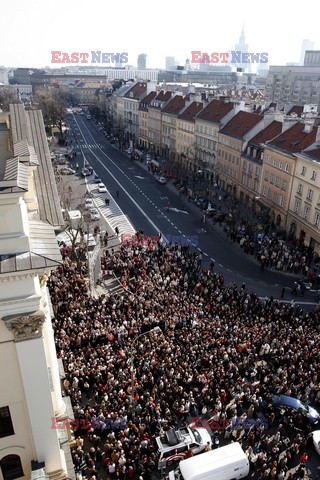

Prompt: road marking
xmin=73 ymin=116 xmax=169 ymax=243
xmin=135 ymin=176 xmax=145 ymax=179
xmin=168 ymin=207 xmax=189 ymax=214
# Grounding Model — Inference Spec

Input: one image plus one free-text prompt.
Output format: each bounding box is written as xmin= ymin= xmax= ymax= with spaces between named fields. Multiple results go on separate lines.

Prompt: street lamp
xmin=130 ymin=326 xmax=162 ymax=420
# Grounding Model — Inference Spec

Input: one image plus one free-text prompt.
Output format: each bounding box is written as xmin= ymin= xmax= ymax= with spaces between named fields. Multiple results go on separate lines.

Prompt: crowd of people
xmin=48 ymin=239 xmax=320 ymax=480
xmin=237 ymin=233 xmax=316 ymax=278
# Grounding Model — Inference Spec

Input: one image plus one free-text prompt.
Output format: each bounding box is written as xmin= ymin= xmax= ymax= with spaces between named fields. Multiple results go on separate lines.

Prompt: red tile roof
xmin=287 ymin=105 xmax=304 ymax=117
xmin=139 ymin=91 xmax=157 ymax=111
xmin=249 ymin=121 xmax=283 ymax=145
xmin=196 ymin=99 xmax=234 ymax=123
xmin=268 ymin=123 xmax=317 ymax=153
xmin=162 ymin=95 xmax=186 ymax=115
xmin=301 ymin=147 xmax=320 ymax=161
xmin=220 ymin=111 xmax=264 ymax=139
xmin=155 ymin=90 xmax=172 ymax=102
xmin=124 ymin=82 xmax=147 ymax=100
xmin=178 ymin=101 xmax=203 ymax=122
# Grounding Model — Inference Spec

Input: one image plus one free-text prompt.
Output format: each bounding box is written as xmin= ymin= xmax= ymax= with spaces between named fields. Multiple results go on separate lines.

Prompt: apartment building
xmin=261 ymin=122 xmax=317 ymax=228
xmin=265 ymin=65 xmax=320 ymax=106
xmin=176 ymin=101 xmax=204 ymax=170
xmin=161 ymin=94 xmax=186 ymax=161
xmin=138 ymin=91 xmax=157 ymax=149
xmin=112 ymin=83 xmax=133 ymax=128
xmin=239 ymin=120 xmax=282 ymax=206
xmin=0 ymin=105 xmax=73 ymax=480
xmin=287 ymin=142 xmax=320 ymax=252
xmin=194 ymin=99 xmax=243 ymax=181
xmin=147 ymin=90 xmax=172 ymax=156
xmin=216 ymin=111 xmax=265 ymax=195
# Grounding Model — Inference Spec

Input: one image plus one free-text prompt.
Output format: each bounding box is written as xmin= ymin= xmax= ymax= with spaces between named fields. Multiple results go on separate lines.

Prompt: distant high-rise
xmin=165 ymin=56 xmax=176 ymax=70
xmin=300 ymin=39 xmax=314 ymax=65
xmin=137 ymin=54 xmax=147 ymax=70
xmin=234 ymin=26 xmax=250 ymax=73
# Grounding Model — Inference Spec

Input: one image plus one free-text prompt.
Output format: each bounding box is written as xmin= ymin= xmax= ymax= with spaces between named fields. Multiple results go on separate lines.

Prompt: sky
xmin=0 ymin=0 xmax=320 ymax=70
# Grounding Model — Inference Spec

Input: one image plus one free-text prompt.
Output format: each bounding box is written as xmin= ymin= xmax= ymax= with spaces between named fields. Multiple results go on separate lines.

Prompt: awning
xmin=134 ymin=149 xmax=143 ymax=156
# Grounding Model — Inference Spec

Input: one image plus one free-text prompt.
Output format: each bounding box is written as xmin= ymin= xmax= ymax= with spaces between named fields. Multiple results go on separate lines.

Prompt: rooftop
xmin=162 ymin=95 xmax=186 ymax=115
xmin=220 ymin=111 xmax=264 ymax=139
xmin=268 ymin=122 xmax=317 ymax=154
xmin=9 ymin=104 xmax=63 ymax=226
xmin=124 ymin=82 xmax=147 ymax=100
xmin=249 ymin=120 xmax=283 ymax=145
xmin=196 ymin=99 xmax=234 ymax=123
xmin=178 ymin=101 xmax=203 ymax=122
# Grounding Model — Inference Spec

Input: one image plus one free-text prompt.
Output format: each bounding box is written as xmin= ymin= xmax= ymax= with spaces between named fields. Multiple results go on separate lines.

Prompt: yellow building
xmin=287 ymin=143 xmax=320 ymax=252
xmin=147 ymin=91 xmax=172 ymax=156
xmin=161 ymin=94 xmax=186 ymax=161
xmin=217 ymin=111 xmax=265 ymax=196
xmin=261 ymin=122 xmax=317 ymax=228
xmin=176 ymin=101 xmax=204 ymax=172
xmin=138 ymin=91 xmax=157 ymax=149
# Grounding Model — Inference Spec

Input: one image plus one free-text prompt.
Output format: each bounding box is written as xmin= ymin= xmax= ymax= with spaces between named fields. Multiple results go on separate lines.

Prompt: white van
xmin=169 ymin=442 xmax=249 ymax=480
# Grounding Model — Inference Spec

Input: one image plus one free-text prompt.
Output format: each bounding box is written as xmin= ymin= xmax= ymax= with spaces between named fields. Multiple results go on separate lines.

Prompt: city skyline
xmin=0 ymin=0 xmax=319 ymax=70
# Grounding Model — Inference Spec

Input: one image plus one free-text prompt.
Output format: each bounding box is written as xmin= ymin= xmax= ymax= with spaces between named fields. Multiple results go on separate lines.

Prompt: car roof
xmin=272 ymin=394 xmax=306 ymax=410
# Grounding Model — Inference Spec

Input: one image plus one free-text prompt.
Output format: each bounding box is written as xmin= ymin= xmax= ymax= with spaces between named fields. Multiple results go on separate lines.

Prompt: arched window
xmin=0 ymin=455 xmax=24 ymax=480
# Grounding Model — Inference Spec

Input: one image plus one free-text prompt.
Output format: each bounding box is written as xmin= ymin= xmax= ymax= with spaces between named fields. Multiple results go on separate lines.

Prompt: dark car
xmin=110 ymin=138 xmax=116 ymax=144
xmin=271 ymin=394 xmax=320 ymax=424
xmin=94 ymin=174 xmax=102 ymax=183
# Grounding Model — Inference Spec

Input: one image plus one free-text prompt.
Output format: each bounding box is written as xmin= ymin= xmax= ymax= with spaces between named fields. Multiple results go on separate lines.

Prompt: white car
xmin=90 ymin=208 xmax=101 ymax=221
xmin=156 ymin=426 xmax=212 ymax=470
xmin=98 ymin=183 xmax=107 ymax=193
xmin=313 ymin=430 xmax=320 ymax=455
xmin=85 ymin=198 xmax=94 ymax=209
xmin=157 ymin=176 xmax=167 ymax=185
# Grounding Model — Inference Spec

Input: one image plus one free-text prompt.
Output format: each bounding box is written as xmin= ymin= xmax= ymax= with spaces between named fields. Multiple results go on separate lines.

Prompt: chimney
xmin=282 ymin=118 xmax=298 ymax=133
xmin=303 ymin=122 xmax=313 ymax=134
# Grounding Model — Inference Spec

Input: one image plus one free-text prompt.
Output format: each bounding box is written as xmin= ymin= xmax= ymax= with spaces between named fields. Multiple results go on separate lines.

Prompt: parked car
xmin=271 ymin=394 xmax=320 ymax=424
xmin=85 ymin=198 xmax=94 ymax=209
xmin=60 ymin=167 xmax=75 ymax=175
xmin=106 ymin=135 xmax=111 ymax=140
xmin=81 ymin=168 xmax=91 ymax=177
xmin=110 ymin=138 xmax=116 ymax=144
xmin=90 ymin=208 xmax=101 ymax=221
xmin=85 ymin=165 xmax=93 ymax=175
xmin=94 ymin=174 xmax=102 ymax=183
xmin=98 ymin=183 xmax=107 ymax=193
xmin=157 ymin=176 xmax=167 ymax=185
xmin=126 ymin=147 xmax=134 ymax=154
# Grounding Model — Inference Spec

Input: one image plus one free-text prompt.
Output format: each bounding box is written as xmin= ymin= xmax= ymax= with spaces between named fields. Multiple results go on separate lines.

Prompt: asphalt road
xmin=67 ymin=114 xmax=318 ymax=307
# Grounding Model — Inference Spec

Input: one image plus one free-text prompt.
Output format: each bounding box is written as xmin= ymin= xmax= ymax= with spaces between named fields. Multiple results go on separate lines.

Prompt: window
xmin=297 ymin=184 xmax=303 ymax=195
xmin=0 ymin=407 xmax=14 ymax=438
xmin=311 ymin=170 xmax=317 ymax=181
xmin=270 ymin=174 xmax=274 ymax=184
xmin=301 ymin=166 xmax=306 ymax=176
xmin=272 ymin=158 xmax=276 ymax=166
xmin=256 ymin=166 xmax=261 ymax=176
xmin=279 ymin=160 xmax=283 ymax=170
xmin=304 ymin=206 xmax=310 ymax=219
xmin=0 ymin=455 xmax=23 ymax=480
xmin=279 ymin=195 xmax=284 ymax=207
xmin=276 ymin=176 xmax=281 ymax=187
xmin=268 ymin=188 xmax=272 ymax=199
xmin=273 ymin=192 xmax=278 ymax=203
xmin=315 ymin=212 xmax=320 ymax=227
xmin=243 ymin=160 xmax=247 ymax=172
xmin=294 ymin=199 xmax=301 ymax=214
xmin=264 ymin=171 xmax=269 ymax=181
xmin=282 ymin=180 xmax=287 ymax=191
xmin=285 ymin=163 xmax=289 ymax=173
xmin=307 ymin=189 xmax=313 ymax=201
xmin=263 ymin=186 xmax=267 ymax=197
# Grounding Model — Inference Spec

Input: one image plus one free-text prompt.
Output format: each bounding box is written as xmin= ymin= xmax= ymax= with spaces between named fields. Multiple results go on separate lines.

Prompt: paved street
xmin=67 ymin=114 xmax=318 ymax=307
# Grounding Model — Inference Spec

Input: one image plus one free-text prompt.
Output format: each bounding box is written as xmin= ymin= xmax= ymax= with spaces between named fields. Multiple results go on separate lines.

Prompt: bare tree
xmin=35 ymin=88 xmax=67 ymax=140
xmin=0 ymin=87 xmax=21 ymax=111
